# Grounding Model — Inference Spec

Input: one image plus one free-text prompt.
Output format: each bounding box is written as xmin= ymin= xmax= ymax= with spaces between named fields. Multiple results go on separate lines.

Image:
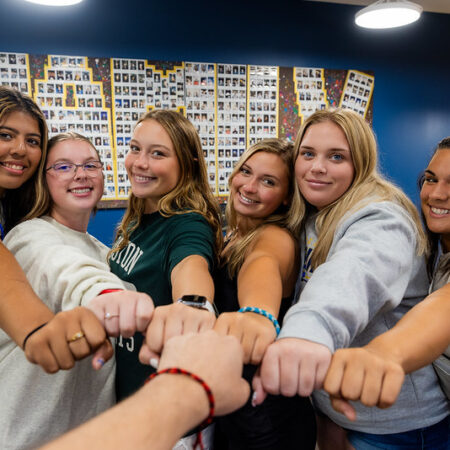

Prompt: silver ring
xmin=105 ymin=312 xmax=120 ymax=319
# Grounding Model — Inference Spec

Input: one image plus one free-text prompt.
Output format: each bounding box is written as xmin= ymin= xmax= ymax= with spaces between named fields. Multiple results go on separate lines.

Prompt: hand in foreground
xmin=87 ymin=290 xmax=154 ymax=338
xmin=214 ymin=311 xmax=277 ymax=365
xmin=139 ymin=302 xmax=215 ymax=366
xmin=323 ymin=347 xmax=405 ymax=421
xmin=158 ymin=330 xmax=250 ymax=415
xmin=24 ymin=306 xmax=113 ymax=374
xmin=252 ymin=337 xmax=332 ymax=405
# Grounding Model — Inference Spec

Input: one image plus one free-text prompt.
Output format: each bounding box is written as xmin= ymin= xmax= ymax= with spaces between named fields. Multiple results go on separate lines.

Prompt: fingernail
xmin=251 ymin=391 xmax=258 ymax=407
xmin=96 ymin=358 xmax=105 ymax=368
xmin=149 ymin=358 xmax=159 ymax=369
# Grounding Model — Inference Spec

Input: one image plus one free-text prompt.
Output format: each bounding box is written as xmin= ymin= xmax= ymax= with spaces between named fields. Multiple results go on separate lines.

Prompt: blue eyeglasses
xmin=46 ymin=161 xmax=103 ymax=178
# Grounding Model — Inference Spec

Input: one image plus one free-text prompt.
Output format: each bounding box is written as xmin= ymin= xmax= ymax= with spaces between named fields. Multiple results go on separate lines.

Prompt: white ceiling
xmin=306 ymin=0 xmax=450 ymax=14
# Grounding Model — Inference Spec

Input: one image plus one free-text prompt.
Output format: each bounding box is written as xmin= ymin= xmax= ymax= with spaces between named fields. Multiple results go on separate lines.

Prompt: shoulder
xmin=5 ymin=217 xmax=55 ymax=242
xmin=338 ymin=201 xmax=417 ymax=235
xmin=166 ymin=212 xmax=213 ymax=234
xmin=249 ymin=225 xmax=296 ymax=257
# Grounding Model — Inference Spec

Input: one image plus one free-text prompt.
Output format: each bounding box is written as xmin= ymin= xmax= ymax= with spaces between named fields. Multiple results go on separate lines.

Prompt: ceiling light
xmin=355 ymin=0 xmax=423 ymax=29
xmin=23 ymin=0 xmax=83 ymax=6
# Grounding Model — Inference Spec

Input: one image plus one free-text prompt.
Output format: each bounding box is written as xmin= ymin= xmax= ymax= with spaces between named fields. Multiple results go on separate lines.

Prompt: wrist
xmin=177 ymin=295 xmax=218 ymax=317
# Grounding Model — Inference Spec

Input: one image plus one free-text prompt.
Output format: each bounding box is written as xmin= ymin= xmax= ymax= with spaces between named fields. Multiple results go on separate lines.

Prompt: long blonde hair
xmin=112 ymin=110 xmax=222 ymax=257
xmin=24 ymin=132 xmax=101 ymax=221
xmin=224 ymin=138 xmax=300 ymax=277
xmin=289 ymin=109 xmax=427 ymax=270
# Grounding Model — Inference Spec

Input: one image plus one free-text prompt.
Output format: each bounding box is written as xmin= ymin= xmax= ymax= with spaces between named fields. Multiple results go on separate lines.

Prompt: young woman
xmin=213 ymin=138 xmax=316 ymax=449
xmin=0 ymin=85 xmax=57 ymax=353
xmin=108 ymin=110 xmax=222 ymax=448
xmin=323 ymin=137 xmax=450 ymax=418
xmin=255 ymin=110 xmax=449 ymax=448
xmin=1 ymin=132 xmax=153 ymax=449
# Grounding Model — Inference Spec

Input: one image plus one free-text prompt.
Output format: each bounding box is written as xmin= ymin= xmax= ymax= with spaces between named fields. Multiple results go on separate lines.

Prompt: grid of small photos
xmin=36 ymin=55 xmax=116 ymax=198
xmin=0 ymin=52 xmax=29 ymax=93
xmin=1 ymin=50 xmax=375 ymax=204
xmin=340 ymin=70 xmax=374 ymax=118
xmin=248 ymin=65 xmax=278 ymax=146
xmin=216 ymin=63 xmax=247 ymax=194
xmin=184 ymin=62 xmax=216 ymax=189
xmin=294 ymin=67 xmax=328 ymax=120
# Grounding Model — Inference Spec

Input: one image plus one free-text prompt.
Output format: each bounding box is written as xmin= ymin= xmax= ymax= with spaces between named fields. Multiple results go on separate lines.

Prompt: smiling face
xmin=420 ymin=148 xmax=450 ymax=251
xmin=45 ymin=139 xmax=104 ymax=231
xmin=125 ymin=119 xmax=181 ymax=213
xmin=231 ymin=151 xmax=290 ymax=222
xmin=0 ymin=110 xmax=42 ymax=195
xmin=295 ymin=121 xmax=355 ymax=210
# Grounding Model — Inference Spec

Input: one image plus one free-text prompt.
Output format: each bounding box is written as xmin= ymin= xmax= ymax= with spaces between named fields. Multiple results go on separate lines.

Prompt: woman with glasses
xmin=1 ymin=132 xmax=153 ymax=449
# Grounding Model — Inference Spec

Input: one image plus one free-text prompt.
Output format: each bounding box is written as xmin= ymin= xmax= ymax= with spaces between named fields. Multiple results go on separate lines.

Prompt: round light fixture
xmin=355 ymin=0 xmax=423 ymax=29
xmin=23 ymin=0 xmax=83 ymax=5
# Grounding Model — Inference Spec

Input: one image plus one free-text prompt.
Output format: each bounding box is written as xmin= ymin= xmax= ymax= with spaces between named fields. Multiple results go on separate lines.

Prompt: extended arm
xmin=0 ymin=242 xmax=54 ymax=347
xmin=215 ymin=226 xmax=297 ymax=364
xmin=324 ymin=283 xmax=450 ymax=419
xmin=43 ymin=331 xmax=250 ymax=450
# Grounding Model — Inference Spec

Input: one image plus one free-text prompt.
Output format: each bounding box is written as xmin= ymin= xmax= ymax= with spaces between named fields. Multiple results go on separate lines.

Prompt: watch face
xmin=180 ymin=295 xmax=207 ymax=305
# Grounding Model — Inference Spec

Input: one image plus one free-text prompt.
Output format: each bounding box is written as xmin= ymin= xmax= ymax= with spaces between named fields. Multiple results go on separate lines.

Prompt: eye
xmin=300 ymin=150 xmax=314 ymax=159
xmin=54 ymin=163 xmax=73 ymax=172
xmin=423 ymin=176 xmax=437 ymax=184
xmin=0 ymin=131 xmax=12 ymax=140
xmin=262 ymin=178 xmax=275 ymax=187
xmin=27 ymin=137 xmax=41 ymax=147
xmin=330 ymin=153 xmax=344 ymax=161
xmin=129 ymin=145 xmax=140 ymax=152
xmin=84 ymin=162 xmax=102 ymax=170
xmin=239 ymin=166 xmax=250 ymax=175
xmin=151 ymin=149 xmax=165 ymax=157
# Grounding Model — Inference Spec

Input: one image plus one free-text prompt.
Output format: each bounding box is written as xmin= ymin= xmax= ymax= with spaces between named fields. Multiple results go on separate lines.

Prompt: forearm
xmin=365 ymin=285 xmax=450 ymax=374
xmin=0 ymin=243 xmax=54 ymax=346
xmin=171 ymin=255 xmax=214 ymax=302
xmin=237 ymin=255 xmax=283 ymax=316
xmin=42 ymin=375 xmax=208 ymax=450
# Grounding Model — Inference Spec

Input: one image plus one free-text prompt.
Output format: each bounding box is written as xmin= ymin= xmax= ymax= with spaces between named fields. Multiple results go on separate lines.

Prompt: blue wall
xmin=2 ymin=0 xmax=449 ymax=245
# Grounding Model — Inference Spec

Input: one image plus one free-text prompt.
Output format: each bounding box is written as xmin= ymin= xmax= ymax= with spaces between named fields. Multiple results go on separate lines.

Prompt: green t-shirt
xmin=110 ymin=211 xmax=215 ymax=400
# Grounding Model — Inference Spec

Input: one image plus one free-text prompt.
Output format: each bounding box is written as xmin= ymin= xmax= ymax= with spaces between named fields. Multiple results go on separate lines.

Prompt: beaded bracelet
xmin=146 ymin=368 xmax=215 ymax=450
xmin=99 ymin=289 xmax=124 ymax=295
xmin=238 ymin=306 xmax=280 ymax=336
xmin=22 ymin=322 xmax=48 ymax=350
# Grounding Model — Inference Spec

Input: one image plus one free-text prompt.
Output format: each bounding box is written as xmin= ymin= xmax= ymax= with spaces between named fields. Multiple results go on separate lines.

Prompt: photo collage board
xmin=0 ymin=51 xmax=374 ymax=207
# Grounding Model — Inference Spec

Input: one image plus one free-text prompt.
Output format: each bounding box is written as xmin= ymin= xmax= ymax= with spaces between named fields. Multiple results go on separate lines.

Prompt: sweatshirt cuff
xmin=278 ymin=310 xmax=336 ymax=352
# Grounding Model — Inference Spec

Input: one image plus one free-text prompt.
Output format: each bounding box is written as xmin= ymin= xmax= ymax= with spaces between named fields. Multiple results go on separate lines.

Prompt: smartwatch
xmin=177 ymin=295 xmax=218 ymax=317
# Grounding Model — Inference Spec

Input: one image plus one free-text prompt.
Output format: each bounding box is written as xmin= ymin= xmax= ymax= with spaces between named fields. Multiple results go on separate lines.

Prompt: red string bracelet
xmin=99 ymin=289 xmax=123 ymax=295
xmin=146 ymin=368 xmax=215 ymax=450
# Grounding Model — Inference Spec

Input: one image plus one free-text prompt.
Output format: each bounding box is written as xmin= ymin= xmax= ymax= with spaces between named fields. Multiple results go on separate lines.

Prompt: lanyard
xmin=0 ymin=223 xmax=4 ymax=241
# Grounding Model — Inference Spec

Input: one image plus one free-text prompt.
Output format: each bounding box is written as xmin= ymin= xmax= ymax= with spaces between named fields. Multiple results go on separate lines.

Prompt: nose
xmin=134 ymin=151 xmax=149 ymax=169
xmin=73 ymin=165 xmax=88 ymax=180
xmin=11 ymin=138 xmax=27 ymax=157
xmin=311 ymin=157 xmax=326 ymax=174
xmin=429 ymin=181 xmax=449 ymax=201
xmin=242 ymin=176 xmax=257 ymax=192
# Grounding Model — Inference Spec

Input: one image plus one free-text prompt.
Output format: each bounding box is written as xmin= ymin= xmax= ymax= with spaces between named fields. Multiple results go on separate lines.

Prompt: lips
xmin=68 ymin=187 xmax=93 ymax=195
xmin=238 ymin=191 xmax=259 ymax=204
xmin=429 ymin=206 xmax=450 ymax=216
xmin=0 ymin=161 xmax=27 ymax=174
xmin=133 ymin=173 xmax=156 ymax=183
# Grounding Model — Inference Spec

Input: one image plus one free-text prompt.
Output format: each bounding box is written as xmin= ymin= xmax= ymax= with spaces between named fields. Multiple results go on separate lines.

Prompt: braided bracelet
xmin=22 ymin=322 xmax=48 ymax=350
xmin=238 ymin=307 xmax=280 ymax=336
xmin=146 ymin=367 xmax=215 ymax=429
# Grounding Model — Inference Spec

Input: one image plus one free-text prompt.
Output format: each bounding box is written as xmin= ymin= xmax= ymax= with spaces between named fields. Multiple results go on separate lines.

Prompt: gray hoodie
xmin=280 ymin=201 xmax=449 ymax=433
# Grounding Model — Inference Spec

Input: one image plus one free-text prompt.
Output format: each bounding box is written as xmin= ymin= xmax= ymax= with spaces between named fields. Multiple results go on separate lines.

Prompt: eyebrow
xmin=0 ymin=125 xmax=41 ymax=139
xmin=129 ymin=139 xmax=171 ymax=151
xmin=242 ymin=163 xmax=281 ymax=181
xmin=300 ymin=144 xmax=350 ymax=152
xmin=424 ymin=169 xmax=436 ymax=176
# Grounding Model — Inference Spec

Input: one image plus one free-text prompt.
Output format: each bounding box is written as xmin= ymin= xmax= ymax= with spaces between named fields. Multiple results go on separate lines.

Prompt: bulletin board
xmin=0 ymin=51 xmax=374 ymax=207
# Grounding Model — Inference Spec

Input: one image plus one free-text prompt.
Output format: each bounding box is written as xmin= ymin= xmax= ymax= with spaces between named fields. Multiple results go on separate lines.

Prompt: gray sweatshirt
xmin=280 ymin=201 xmax=449 ymax=433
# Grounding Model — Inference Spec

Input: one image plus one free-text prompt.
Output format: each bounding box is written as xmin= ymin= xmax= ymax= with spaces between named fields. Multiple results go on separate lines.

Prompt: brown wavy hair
xmin=111 ymin=110 xmax=222 ymax=258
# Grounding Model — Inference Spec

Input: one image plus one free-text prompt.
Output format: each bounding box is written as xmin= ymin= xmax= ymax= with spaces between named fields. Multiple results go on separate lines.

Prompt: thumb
xmin=138 ymin=341 xmax=160 ymax=368
xmin=92 ymin=339 xmax=114 ymax=370
xmin=251 ymin=368 xmax=268 ymax=406
xmin=330 ymin=396 xmax=357 ymax=421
